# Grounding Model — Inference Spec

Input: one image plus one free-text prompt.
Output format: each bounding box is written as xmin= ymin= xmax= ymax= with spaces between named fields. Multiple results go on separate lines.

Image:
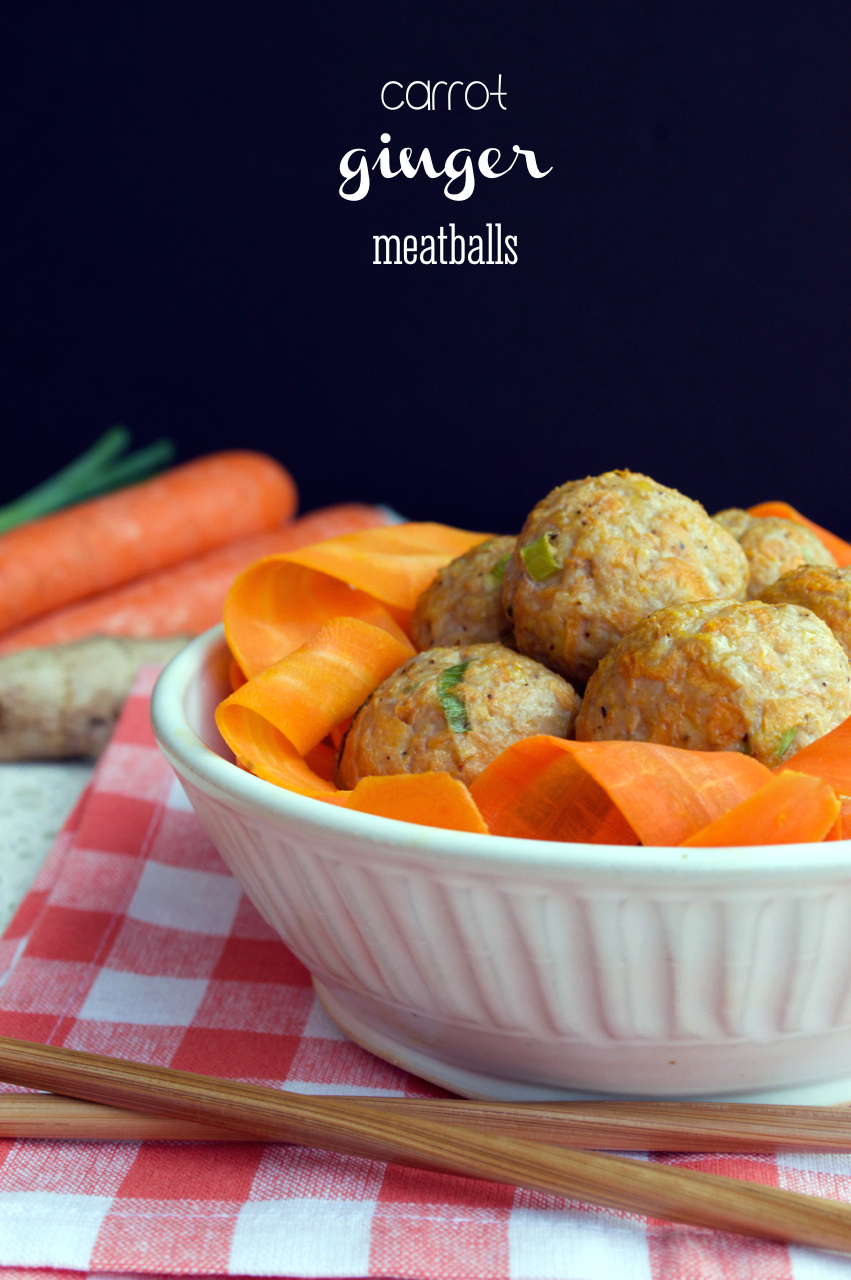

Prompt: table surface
xmin=0 ymin=760 xmax=94 ymax=932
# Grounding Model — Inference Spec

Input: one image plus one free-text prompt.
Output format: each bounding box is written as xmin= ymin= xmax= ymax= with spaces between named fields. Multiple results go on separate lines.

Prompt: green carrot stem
xmin=0 ymin=426 xmax=130 ymax=532
xmin=74 ymin=438 xmax=176 ymax=500
xmin=0 ymin=428 xmax=175 ymax=535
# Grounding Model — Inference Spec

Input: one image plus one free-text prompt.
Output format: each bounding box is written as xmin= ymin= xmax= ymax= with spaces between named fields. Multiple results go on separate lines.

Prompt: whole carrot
xmin=0 ymin=450 xmax=297 ymax=633
xmin=0 ymin=504 xmax=391 ymax=654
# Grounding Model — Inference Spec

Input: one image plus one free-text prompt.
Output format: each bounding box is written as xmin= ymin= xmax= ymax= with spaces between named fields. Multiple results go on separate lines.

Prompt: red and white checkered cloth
xmin=1 ymin=670 xmax=851 ymax=1279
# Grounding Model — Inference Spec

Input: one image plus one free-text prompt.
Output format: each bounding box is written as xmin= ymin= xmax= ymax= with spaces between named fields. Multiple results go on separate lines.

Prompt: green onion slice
xmin=438 ymin=662 xmax=471 ymax=733
xmin=520 ymin=535 xmax=563 ymax=582
xmin=487 ymin=552 xmax=511 ymax=586
xmin=775 ymin=724 xmax=800 ymax=762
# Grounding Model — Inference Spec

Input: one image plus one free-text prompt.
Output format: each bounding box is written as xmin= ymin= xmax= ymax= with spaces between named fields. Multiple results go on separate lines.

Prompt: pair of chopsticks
xmin=3 ymin=1034 xmax=851 ymax=1254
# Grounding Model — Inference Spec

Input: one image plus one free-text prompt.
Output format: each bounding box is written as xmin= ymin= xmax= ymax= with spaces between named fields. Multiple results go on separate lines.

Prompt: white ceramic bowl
xmin=152 ymin=626 xmax=851 ymax=1103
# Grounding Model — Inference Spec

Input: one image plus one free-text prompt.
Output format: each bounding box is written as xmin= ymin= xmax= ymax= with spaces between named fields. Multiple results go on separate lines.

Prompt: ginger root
xmin=0 ymin=635 xmax=189 ymax=760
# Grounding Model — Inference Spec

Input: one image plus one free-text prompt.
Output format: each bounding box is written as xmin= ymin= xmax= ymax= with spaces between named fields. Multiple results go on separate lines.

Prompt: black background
xmin=3 ymin=2 xmax=851 ymax=537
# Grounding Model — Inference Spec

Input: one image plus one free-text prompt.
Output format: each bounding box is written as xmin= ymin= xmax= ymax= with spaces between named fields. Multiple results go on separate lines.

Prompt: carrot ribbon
xmin=681 ymin=770 xmax=840 ymax=847
xmin=470 ymin=736 xmax=773 ymax=846
xmin=216 ymin=705 xmax=338 ymax=799
xmin=344 ymin=773 xmax=489 ymax=833
xmin=224 ymin=522 xmax=486 ymax=678
xmin=469 ymin=737 xmax=639 ymax=844
xmin=217 ymin=616 xmax=413 ymax=762
xmin=842 ymin=799 xmax=851 ymax=841
xmin=781 ymin=714 xmax=851 ymax=797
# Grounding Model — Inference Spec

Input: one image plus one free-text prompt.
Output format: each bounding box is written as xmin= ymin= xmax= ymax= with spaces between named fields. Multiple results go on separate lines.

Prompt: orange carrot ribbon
xmin=841 ymin=798 xmax=851 ymax=841
xmin=344 ymin=773 xmax=489 ymax=833
xmin=217 ymin=616 xmax=413 ymax=763
xmin=471 ymin=736 xmax=773 ymax=846
xmin=224 ymin=522 xmax=487 ymax=678
xmin=216 ymin=706 xmax=338 ymax=799
xmin=469 ymin=737 xmax=639 ymax=844
xmin=681 ymin=770 xmax=840 ymax=847
xmin=782 ymin=714 xmax=851 ymax=797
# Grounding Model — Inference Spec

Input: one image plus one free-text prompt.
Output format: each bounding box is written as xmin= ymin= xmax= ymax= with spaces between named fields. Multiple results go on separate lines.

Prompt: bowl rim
xmin=151 ymin=625 xmax=851 ymax=881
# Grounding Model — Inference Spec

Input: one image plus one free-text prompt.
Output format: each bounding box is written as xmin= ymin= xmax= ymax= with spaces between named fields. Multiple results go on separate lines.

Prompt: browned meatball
xmin=336 ymin=642 xmax=580 ymax=789
xmin=575 ymin=599 xmax=851 ymax=767
xmin=759 ymin=565 xmax=851 ymax=660
xmin=410 ymin=536 xmax=515 ymax=650
xmin=713 ymin=508 xmax=754 ymax=540
xmin=712 ymin=509 xmax=836 ymax=596
xmin=738 ymin=518 xmax=836 ymax=597
xmin=503 ymin=470 xmax=748 ymax=684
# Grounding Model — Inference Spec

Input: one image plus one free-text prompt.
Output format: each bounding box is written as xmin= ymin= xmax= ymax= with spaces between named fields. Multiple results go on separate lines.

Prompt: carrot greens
xmin=0 ymin=427 xmax=175 ymax=534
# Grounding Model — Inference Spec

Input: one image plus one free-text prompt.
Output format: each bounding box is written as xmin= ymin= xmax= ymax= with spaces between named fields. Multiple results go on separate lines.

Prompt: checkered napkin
xmin=2 ymin=672 xmax=851 ymax=1280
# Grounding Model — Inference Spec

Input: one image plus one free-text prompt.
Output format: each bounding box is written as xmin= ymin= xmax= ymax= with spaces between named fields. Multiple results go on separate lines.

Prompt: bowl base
xmin=314 ymin=979 xmax=851 ymax=1106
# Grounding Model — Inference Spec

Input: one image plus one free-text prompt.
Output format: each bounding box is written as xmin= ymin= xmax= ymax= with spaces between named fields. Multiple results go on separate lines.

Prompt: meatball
xmin=759 ymin=565 xmax=851 ymax=661
xmin=336 ymin=642 xmax=580 ymax=789
xmin=503 ymin=470 xmax=748 ymax=684
xmin=410 ymin=536 xmax=515 ymax=650
xmin=575 ymin=599 xmax=851 ymax=767
xmin=713 ymin=507 xmax=754 ymax=540
xmin=738 ymin=517 xmax=836 ymax=598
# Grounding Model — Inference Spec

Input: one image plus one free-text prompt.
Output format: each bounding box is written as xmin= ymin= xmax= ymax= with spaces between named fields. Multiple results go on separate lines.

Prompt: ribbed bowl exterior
xmin=152 ymin=628 xmax=851 ymax=1098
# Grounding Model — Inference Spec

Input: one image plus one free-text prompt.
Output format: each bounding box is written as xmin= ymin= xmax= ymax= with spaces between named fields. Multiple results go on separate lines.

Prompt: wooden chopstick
xmin=2 ymin=1035 xmax=851 ymax=1253
xmin=0 ymin=1094 xmax=248 ymax=1140
xmin=6 ymin=1091 xmax=851 ymax=1153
